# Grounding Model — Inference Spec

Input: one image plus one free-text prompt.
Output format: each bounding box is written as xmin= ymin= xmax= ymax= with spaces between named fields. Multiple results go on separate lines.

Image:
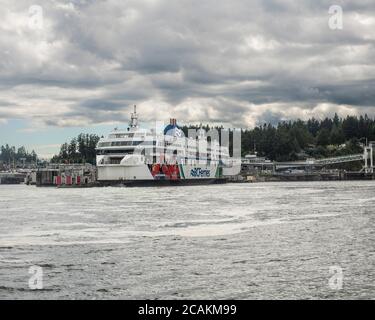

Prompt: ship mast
xmin=130 ymin=105 xmax=139 ymax=128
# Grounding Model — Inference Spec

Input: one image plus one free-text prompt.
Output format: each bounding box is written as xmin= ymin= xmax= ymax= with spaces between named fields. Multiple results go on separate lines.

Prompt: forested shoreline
xmin=50 ymin=133 xmax=100 ymax=165
xmin=48 ymin=114 xmax=374 ymax=166
xmin=3 ymin=114 xmax=374 ymax=167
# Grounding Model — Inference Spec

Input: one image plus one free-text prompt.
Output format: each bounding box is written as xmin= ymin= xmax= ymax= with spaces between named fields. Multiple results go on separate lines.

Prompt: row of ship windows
xmin=109 ymin=133 xmax=222 ymax=141
xmin=98 ymin=141 xmax=227 ymax=153
xmin=108 ymin=133 xmax=147 ymax=138
xmin=98 ymin=141 xmax=156 ymax=147
xmin=105 ymin=158 xmax=221 ymax=165
xmin=97 ymin=149 xmax=228 ymax=157
xmin=97 ymin=150 xmax=228 ymax=159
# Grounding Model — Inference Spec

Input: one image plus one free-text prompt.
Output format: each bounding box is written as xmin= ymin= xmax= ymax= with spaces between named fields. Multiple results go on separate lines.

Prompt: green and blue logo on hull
xmin=190 ymin=168 xmax=211 ymax=178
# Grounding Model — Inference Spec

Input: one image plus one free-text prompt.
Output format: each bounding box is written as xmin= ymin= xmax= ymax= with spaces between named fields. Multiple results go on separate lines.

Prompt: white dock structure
xmin=363 ymin=142 xmax=374 ymax=173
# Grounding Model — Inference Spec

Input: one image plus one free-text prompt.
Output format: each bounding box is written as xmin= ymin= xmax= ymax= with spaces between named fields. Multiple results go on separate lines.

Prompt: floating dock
xmin=33 ymin=164 xmax=96 ymax=187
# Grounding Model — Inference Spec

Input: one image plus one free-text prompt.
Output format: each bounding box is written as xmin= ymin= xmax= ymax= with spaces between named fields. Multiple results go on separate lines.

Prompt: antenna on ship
xmin=130 ymin=105 xmax=139 ymax=128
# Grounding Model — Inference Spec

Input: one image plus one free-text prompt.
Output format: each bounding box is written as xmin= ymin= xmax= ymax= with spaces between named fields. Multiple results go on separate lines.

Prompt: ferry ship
xmin=96 ymin=106 xmax=238 ymax=186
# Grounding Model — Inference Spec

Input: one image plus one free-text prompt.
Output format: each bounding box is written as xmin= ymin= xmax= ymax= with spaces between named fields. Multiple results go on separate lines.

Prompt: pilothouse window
xmin=97 ymin=149 xmax=135 ymax=155
xmin=112 ymin=141 xmax=132 ymax=146
xmin=98 ymin=142 xmax=111 ymax=147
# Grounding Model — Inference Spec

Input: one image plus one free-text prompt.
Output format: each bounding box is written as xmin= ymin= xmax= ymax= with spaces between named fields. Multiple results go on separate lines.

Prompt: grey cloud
xmin=79 ymin=99 xmax=126 ymax=110
xmin=0 ymin=0 xmax=375 ymax=129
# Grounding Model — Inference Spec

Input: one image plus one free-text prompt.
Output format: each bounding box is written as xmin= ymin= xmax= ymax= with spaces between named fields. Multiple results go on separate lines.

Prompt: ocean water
xmin=0 ymin=181 xmax=374 ymax=299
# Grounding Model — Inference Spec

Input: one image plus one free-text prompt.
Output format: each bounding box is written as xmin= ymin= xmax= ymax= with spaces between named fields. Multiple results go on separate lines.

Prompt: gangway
xmin=242 ymin=142 xmax=374 ymax=173
xmin=314 ymin=154 xmax=364 ymax=166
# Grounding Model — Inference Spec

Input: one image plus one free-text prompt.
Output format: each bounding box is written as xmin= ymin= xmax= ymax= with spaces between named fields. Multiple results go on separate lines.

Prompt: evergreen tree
xmin=330 ymin=124 xmax=345 ymax=145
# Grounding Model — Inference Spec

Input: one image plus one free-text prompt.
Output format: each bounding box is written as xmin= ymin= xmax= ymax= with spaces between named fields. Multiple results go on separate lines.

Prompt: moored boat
xmin=96 ymin=106 xmax=238 ymax=186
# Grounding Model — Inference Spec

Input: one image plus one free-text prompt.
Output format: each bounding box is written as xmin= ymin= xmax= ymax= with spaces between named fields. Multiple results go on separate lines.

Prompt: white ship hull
xmin=97 ymin=163 xmax=222 ymax=183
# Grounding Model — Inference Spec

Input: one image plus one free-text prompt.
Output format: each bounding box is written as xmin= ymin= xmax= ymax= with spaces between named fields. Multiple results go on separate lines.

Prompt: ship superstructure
xmin=96 ymin=106 xmax=233 ymax=185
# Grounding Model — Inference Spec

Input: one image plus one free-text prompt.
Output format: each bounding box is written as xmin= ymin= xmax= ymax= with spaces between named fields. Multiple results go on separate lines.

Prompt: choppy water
xmin=0 ymin=181 xmax=374 ymax=299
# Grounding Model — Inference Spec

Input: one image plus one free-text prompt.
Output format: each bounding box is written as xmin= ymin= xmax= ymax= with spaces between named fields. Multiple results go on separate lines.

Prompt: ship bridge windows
xmin=112 ymin=141 xmax=132 ymax=146
xmin=111 ymin=140 xmax=155 ymax=146
xmin=98 ymin=140 xmax=156 ymax=148
xmin=96 ymin=149 xmax=135 ymax=155
xmin=133 ymin=141 xmax=156 ymax=146
xmin=108 ymin=133 xmax=135 ymax=139
xmin=98 ymin=142 xmax=111 ymax=147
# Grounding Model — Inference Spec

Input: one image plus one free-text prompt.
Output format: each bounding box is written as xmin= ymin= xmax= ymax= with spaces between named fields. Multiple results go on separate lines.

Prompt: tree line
xmin=51 ymin=133 xmax=100 ymax=164
xmin=50 ymin=114 xmax=374 ymax=166
xmin=0 ymin=145 xmax=38 ymax=164
xmin=181 ymin=114 xmax=373 ymax=162
xmin=239 ymin=114 xmax=372 ymax=161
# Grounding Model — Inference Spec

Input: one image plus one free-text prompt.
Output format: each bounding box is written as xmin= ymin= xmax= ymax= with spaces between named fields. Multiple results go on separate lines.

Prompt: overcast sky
xmin=0 ymin=0 xmax=375 ymax=157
